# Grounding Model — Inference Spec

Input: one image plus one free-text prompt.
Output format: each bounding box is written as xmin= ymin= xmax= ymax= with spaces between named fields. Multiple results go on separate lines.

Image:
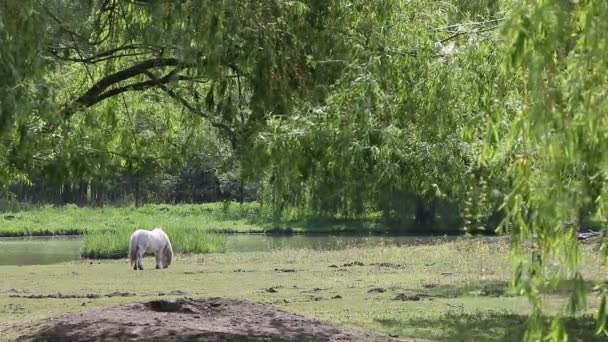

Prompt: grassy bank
xmin=81 ymin=226 xmax=226 ymax=258
xmin=1 ymin=238 xmax=606 ymax=341
xmin=0 ymin=202 xmax=397 ymax=237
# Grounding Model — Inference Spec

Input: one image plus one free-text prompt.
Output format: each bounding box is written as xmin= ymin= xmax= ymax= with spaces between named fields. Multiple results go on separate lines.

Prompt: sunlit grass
xmin=2 ymin=238 xmax=606 ymax=341
xmin=0 ymin=202 xmax=390 ymax=236
xmin=0 ymin=202 xmax=269 ymax=236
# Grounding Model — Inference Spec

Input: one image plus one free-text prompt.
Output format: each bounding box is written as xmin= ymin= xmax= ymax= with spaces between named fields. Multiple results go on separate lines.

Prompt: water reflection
xmin=0 ymin=234 xmax=457 ymax=266
xmin=0 ymin=236 xmax=82 ymax=266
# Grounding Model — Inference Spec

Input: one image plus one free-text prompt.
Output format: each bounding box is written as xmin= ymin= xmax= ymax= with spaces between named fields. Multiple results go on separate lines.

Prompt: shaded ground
xmin=376 ymin=312 xmax=605 ymax=342
xmin=17 ymin=297 xmax=402 ymax=341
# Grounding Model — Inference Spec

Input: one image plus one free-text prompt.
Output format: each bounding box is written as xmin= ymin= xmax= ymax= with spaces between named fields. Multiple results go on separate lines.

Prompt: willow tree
xmin=486 ymin=0 xmax=608 ymax=340
xmin=0 ymin=0 xmax=52 ymax=186
xmin=0 ymin=0 xmax=358 ymax=195
xmin=256 ymin=0 xmax=507 ymax=228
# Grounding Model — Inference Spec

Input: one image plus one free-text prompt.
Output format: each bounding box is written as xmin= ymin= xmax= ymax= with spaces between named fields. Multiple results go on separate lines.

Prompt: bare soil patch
xmin=16 ymin=297 xmax=401 ymax=341
xmin=9 ymin=291 xmax=135 ymax=299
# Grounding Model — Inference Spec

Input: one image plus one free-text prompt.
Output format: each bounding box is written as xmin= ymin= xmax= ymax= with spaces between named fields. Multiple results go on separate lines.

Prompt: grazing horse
xmin=128 ymin=228 xmax=173 ymax=270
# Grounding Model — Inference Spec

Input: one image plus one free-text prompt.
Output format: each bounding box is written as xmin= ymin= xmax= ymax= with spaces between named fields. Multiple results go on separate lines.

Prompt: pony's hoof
xmin=155 ymin=265 xmax=160 ymax=269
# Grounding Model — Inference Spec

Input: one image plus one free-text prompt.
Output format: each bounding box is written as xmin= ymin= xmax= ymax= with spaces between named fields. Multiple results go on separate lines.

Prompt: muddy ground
xmin=16 ymin=297 xmax=402 ymax=341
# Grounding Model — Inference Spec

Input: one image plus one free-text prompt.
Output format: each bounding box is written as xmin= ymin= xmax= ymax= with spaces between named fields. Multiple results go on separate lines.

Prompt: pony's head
xmin=162 ymin=237 xmax=173 ymax=268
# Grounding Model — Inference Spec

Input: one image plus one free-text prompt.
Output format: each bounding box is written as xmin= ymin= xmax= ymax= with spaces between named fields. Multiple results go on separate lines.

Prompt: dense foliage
xmin=490 ymin=0 xmax=608 ymax=339
xmin=1 ymin=0 xmax=608 ymax=339
xmin=258 ymin=1 xmax=505 ymax=230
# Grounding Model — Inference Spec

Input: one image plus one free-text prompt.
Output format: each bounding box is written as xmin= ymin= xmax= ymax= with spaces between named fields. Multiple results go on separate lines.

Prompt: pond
xmin=0 ymin=236 xmax=82 ymax=266
xmin=0 ymin=234 xmax=457 ymax=266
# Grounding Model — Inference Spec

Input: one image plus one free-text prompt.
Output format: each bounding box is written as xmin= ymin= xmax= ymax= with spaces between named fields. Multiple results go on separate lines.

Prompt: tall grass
xmin=81 ymin=226 xmax=226 ymax=259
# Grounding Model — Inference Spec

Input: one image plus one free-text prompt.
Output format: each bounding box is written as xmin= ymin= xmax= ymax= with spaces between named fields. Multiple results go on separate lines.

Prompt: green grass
xmin=81 ymin=226 xmax=226 ymax=258
xmin=1 ymin=238 xmax=606 ymax=341
xmin=0 ymin=202 xmax=395 ymax=237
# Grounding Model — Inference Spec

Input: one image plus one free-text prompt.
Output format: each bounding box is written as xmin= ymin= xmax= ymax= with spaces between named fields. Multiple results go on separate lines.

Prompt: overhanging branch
xmin=95 ymin=69 xmax=187 ymax=103
xmin=47 ymin=44 xmax=158 ymax=64
xmin=62 ymin=57 xmax=187 ymax=118
xmin=142 ymin=70 xmax=234 ymax=136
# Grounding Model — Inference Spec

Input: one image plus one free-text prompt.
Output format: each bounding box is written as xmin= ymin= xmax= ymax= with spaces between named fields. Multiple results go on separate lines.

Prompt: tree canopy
xmin=1 ymin=0 xmax=608 ymax=339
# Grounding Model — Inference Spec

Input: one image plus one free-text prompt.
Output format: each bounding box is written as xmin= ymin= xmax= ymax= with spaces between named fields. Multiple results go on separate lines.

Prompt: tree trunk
xmin=135 ymin=178 xmax=141 ymax=207
xmin=239 ymin=179 xmax=244 ymax=204
xmin=415 ymin=199 xmax=436 ymax=227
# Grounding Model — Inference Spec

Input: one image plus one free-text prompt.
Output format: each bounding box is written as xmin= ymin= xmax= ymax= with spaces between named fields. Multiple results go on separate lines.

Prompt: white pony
xmin=128 ymin=227 xmax=173 ymax=271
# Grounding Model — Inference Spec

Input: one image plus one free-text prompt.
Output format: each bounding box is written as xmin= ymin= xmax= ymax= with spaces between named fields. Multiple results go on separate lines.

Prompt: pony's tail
xmin=128 ymin=235 xmax=138 ymax=267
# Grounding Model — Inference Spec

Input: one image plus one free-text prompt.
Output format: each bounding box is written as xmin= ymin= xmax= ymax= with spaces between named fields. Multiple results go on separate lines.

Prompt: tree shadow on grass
xmin=406 ymin=280 xmax=514 ymax=299
xmin=405 ymin=279 xmax=601 ymax=300
xmin=376 ymin=311 xmax=605 ymax=342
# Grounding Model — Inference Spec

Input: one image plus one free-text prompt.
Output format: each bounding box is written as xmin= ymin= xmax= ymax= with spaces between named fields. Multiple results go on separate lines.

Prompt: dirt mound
xmin=16 ymin=297 xmax=401 ymax=341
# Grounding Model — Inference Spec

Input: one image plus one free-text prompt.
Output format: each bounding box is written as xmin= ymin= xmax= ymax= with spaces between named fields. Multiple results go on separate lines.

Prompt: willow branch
xmin=48 ymin=44 xmax=158 ymax=64
xmin=142 ymin=70 xmax=234 ymax=135
xmin=62 ymin=58 xmax=186 ymax=117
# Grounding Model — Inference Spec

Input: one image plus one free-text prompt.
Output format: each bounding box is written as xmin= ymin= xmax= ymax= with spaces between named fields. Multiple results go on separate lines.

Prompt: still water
xmin=0 ymin=236 xmax=82 ymax=266
xmin=0 ymin=234 xmax=456 ymax=266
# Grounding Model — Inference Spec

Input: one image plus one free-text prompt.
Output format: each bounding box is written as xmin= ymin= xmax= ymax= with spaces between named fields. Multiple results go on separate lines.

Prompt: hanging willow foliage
xmin=486 ymin=0 xmax=608 ymax=340
xmin=0 ymin=0 xmax=361 ymax=188
xmin=257 ymin=0 xmax=506 ymax=228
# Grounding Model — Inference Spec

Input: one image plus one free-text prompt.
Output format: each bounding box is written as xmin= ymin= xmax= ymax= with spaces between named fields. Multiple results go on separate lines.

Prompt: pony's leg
xmin=137 ymin=249 xmax=145 ymax=270
xmin=155 ymin=253 xmax=162 ymax=269
xmin=132 ymin=247 xmax=138 ymax=271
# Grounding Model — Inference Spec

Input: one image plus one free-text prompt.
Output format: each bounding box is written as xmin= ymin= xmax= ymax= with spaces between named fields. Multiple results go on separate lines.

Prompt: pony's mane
xmin=155 ymin=227 xmax=173 ymax=266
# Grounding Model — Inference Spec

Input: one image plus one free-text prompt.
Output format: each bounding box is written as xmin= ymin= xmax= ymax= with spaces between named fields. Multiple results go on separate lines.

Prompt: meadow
xmin=1 ymin=238 xmax=606 ymax=341
xmin=0 ymin=202 xmax=387 ymax=237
